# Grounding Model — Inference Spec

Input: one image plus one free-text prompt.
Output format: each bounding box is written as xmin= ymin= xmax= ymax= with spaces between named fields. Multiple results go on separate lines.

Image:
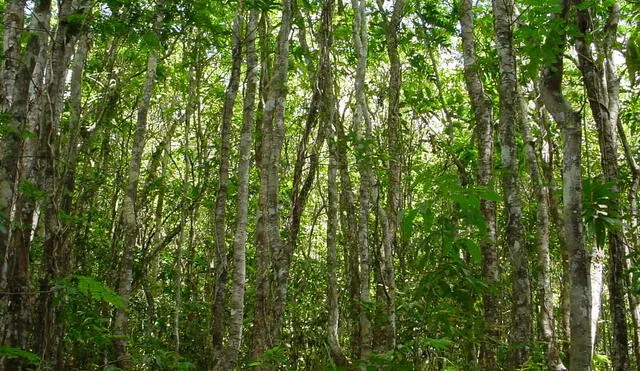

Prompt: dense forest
xmin=1 ymin=0 xmax=640 ymax=369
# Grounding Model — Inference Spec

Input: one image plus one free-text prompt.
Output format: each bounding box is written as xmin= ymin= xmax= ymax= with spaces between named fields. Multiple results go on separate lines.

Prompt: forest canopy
xmin=1 ymin=0 xmax=640 ymax=370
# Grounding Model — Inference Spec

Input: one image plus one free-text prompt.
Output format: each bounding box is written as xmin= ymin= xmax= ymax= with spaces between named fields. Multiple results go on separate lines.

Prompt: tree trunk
xmin=322 ymin=0 xmax=347 ymax=361
xmin=492 ymin=0 xmax=532 ymax=365
xmin=520 ymin=94 xmax=566 ymax=370
xmin=113 ymin=4 xmax=163 ymax=367
xmin=540 ymin=2 xmax=592 ymax=368
xmin=220 ymin=8 xmax=258 ymax=370
xmin=459 ymin=0 xmax=499 ymax=367
xmin=0 ymin=0 xmax=25 ymax=111
xmin=380 ymin=0 xmax=404 ymax=351
xmin=574 ymin=4 xmax=629 ymax=369
xmin=252 ymin=0 xmax=292 ymax=361
xmin=35 ymin=2 xmax=90 ymax=365
xmin=211 ymin=4 xmax=243 ymax=365
xmin=350 ymin=0 xmax=373 ymax=358
xmin=1 ymin=3 xmax=51 ymax=365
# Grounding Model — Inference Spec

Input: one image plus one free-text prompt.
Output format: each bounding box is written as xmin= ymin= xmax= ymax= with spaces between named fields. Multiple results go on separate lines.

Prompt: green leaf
xmin=401 ymin=208 xmax=419 ymax=241
xmin=74 ymin=275 xmax=125 ymax=308
xmin=0 ymin=346 xmax=40 ymax=365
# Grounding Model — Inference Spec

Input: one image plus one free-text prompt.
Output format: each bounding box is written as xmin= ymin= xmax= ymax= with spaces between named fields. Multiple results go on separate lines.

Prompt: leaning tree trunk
xmin=113 ymin=3 xmax=163 ymax=367
xmin=541 ymin=1 xmax=592 ymax=368
xmin=459 ymin=0 xmax=499 ymax=367
xmin=492 ymin=0 xmax=532 ymax=366
xmin=575 ymin=3 xmax=629 ymax=370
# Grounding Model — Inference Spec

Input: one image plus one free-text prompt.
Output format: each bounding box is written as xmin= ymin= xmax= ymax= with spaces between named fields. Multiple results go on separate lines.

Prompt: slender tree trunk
xmin=335 ymin=107 xmax=361 ymax=359
xmin=459 ymin=1 xmax=498 ymax=367
xmin=575 ymin=4 xmax=629 ymax=369
xmin=322 ymin=0 xmax=347 ymax=360
xmin=113 ymin=4 xmax=163 ymax=367
xmin=492 ymin=0 xmax=532 ymax=365
xmin=211 ymin=5 xmax=244 ymax=365
xmin=277 ymin=10 xmax=329 ymax=348
xmin=380 ymin=0 xmax=404 ymax=351
xmin=35 ymin=2 xmax=90 ymax=365
xmin=220 ymin=9 xmax=258 ymax=370
xmin=520 ymin=94 xmax=566 ymax=370
xmin=252 ymin=0 xmax=292 ymax=361
xmin=350 ymin=0 xmax=373 ymax=358
xmin=618 ymin=106 xmax=640 ymax=367
xmin=252 ymin=12 xmax=272 ymax=361
xmin=590 ymin=242 xmax=604 ymax=352
xmin=538 ymin=95 xmax=572 ymax=355
xmin=541 ymin=2 xmax=592 ymax=368
xmin=1 ymin=3 xmax=51 ymax=362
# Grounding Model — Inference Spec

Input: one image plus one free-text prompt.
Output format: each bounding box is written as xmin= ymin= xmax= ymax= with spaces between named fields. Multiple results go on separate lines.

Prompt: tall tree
xmin=211 ymin=3 xmax=243 ymax=365
xmin=492 ymin=0 xmax=532 ymax=365
xmin=379 ymin=0 xmax=405 ymax=351
xmin=219 ymin=8 xmax=259 ymax=371
xmin=540 ymin=1 xmax=592 ymax=368
xmin=459 ymin=0 xmax=499 ymax=368
xmin=574 ymin=3 xmax=629 ymax=369
xmin=351 ymin=0 xmax=373 ymax=358
xmin=113 ymin=2 xmax=163 ymax=367
xmin=520 ymin=91 xmax=566 ymax=370
xmin=252 ymin=0 xmax=293 ymax=359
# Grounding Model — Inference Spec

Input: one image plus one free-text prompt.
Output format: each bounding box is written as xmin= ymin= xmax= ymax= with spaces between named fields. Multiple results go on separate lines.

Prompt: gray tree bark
xmin=113 ymin=3 xmax=163 ymax=367
xmin=520 ymin=92 xmax=566 ymax=370
xmin=459 ymin=1 xmax=499 ymax=367
xmin=322 ymin=0 xmax=347 ymax=362
xmin=380 ymin=0 xmax=404 ymax=351
xmin=575 ymin=4 xmax=629 ymax=369
xmin=350 ymin=0 xmax=373 ymax=358
xmin=211 ymin=4 xmax=243 ymax=365
xmin=252 ymin=0 xmax=292 ymax=361
xmin=540 ymin=1 xmax=592 ymax=369
xmin=220 ymin=8 xmax=259 ymax=371
xmin=492 ymin=0 xmax=532 ymax=365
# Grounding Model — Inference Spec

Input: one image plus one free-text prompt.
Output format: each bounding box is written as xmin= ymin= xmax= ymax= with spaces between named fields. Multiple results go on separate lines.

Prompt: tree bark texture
xmin=520 ymin=94 xmax=566 ymax=370
xmin=540 ymin=2 xmax=592 ymax=368
xmin=350 ymin=0 xmax=374 ymax=359
xmin=492 ymin=0 xmax=532 ymax=365
xmin=459 ymin=1 xmax=499 ymax=368
xmin=575 ymin=3 xmax=629 ymax=369
xmin=211 ymin=4 xmax=243 ymax=365
xmin=322 ymin=0 xmax=347 ymax=362
xmin=220 ymin=9 xmax=259 ymax=371
xmin=252 ymin=0 xmax=292 ymax=361
xmin=380 ymin=0 xmax=404 ymax=351
xmin=113 ymin=4 xmax=163 ymax=367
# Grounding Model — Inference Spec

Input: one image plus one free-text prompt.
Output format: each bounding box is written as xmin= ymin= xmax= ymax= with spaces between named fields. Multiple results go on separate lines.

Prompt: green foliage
xmin=627 ymin=28 xmax=640 ymax=86
xmin=0 ymin=346 xmax=40 ymax=366
xmin=248 ymin=346 xmax=288 ymax=368
xmin=582 ymin=178 xmax=621 ymax=247
xmin=18 ymin=180 xmax=47 ymax=201
xmin=71 ymin=275 xmax=125 ymax=308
